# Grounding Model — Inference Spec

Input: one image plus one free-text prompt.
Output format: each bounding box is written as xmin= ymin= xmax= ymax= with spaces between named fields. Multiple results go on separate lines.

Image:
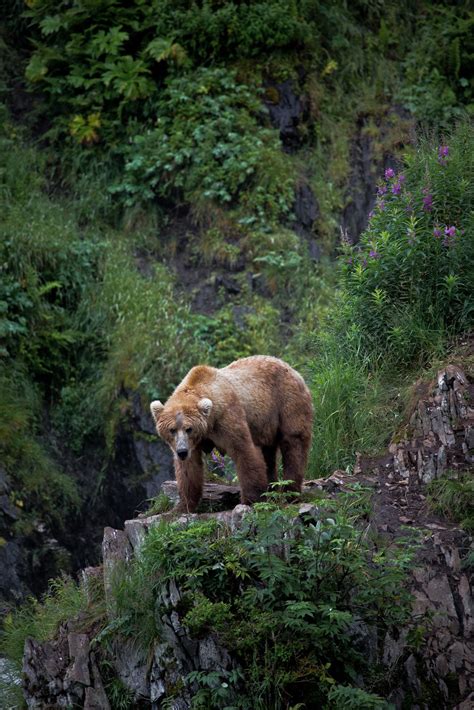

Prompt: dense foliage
xmin=339 ymin=122 xmax=474 ymax=367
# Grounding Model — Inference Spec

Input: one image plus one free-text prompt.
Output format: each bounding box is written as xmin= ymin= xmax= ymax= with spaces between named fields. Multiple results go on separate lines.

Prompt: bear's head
xmin=150 ymin=396 xmax=212 ymax=461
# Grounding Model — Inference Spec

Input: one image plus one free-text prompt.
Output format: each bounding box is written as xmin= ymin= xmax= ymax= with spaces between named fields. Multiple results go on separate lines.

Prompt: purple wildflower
xmin=398 ymin=174 xmax=406 ymax=183
xmin=445 ymin=225 xmax=456 ymax=238
xmin=369 ymin=250 xmax=380 ymax=259
xmin=391 ymin=182 xmax=402 ymax=195
xmin=377 ymin=184 xmax=387 ymax=196
xmin=438 ymin=145 xmax=449 ymax=166
xmin=211 ymin=450 xmax=226 ymax=470
xmin=423 ymin=194 xmax=433 ymax=212
xmin=378 ymin=200 xmax=386 ymax=211
xmin=433 ymin=227 xmax=442 ymax=239
xmin=384 ymin=167 xmax=395 ymax=180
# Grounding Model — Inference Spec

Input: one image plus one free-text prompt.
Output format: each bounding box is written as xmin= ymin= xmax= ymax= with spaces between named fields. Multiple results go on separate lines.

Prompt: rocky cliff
xmin=19 ymin=364 xmax=474 ymax=709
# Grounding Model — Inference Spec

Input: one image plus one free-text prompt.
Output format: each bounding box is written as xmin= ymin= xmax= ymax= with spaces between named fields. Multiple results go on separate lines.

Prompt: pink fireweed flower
xmin=423 ymin=194 xmax=433 ymax=212
xmin=211 ymin=450 xmax=226 ymax=470
xmin=438 ymin=145 xmax=449 ymax=166
xmin=384 ymin=167 xmax=395 ymax=179
xmin=443 ymin=225 xmax=457 ymax=248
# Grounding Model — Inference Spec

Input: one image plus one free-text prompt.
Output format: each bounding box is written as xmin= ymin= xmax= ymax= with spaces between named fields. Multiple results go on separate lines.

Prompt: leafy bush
xmin=400 ymin=6 xmax=474 ymax=125
xmin=111 ymin=493 xmax=415 ymax=708
xmin=194 ymin=299 xmax=280 ymax=369
xmin=114 ymin=67 xmax=294 ymax=225
xmin=339 ymin=121 xmax=474 ymax=368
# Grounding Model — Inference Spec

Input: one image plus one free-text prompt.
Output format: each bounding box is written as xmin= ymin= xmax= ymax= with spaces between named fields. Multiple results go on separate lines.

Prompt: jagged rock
xmin=341 ymin=106 xmax=413 ymax=243
xmin=22 ymin=622 xmax=111 ymax=710
xmin=389 ymin=365 xmax=474 ymax=486
xmin=102 ymin=527 xmax=133 ymax=611
xmin=67 ymin=633 xmax=91 ymax=686
xmin=161 ymin=480 xmax=241 ymax=510
xmin=110 ymin=639 xmax=149 ymax=701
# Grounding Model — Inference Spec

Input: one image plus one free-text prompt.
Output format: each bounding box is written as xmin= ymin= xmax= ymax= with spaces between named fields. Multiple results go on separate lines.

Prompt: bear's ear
xmin=150 ymin=400 xmax=164 ymax=424
xmin=197 ymin=398 xmax=213 ymax=417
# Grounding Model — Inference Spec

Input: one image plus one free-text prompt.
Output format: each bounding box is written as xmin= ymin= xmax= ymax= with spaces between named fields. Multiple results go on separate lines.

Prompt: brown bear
xmin=150 ymin=355 xmax=313 ymax=513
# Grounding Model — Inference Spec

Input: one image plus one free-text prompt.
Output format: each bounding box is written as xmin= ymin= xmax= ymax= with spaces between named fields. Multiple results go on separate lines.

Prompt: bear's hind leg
xmin=262 ymin=445 xmax=278 ymax=484
xmin=280 ymin=435 xmax=310 ymax=494
xmin=174 ymin=449 xmax=204 ymax=513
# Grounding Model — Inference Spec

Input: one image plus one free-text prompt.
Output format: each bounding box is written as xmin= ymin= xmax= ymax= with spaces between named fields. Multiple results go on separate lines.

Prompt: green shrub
xmin=326 ymin=684 xmax=390 ymax=709
xmin=194 ymin=298 xmax=280 ymax=369
xmin=400 ymin=6 xmax=474 ymax=125
xmin=112 ymin=494 xmax=415 ymax=708
xmin=339 ymin=121 xmax=474 ymax=368
xmin=114 ymin=67 xmax=294 ymax=225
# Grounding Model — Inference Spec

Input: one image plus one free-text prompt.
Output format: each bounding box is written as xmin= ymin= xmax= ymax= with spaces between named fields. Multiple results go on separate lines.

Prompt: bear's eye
xmin=186 ymin=427 xmax=193 ymax=434
xmin=170 ymin=428 xmax=177 ymax=435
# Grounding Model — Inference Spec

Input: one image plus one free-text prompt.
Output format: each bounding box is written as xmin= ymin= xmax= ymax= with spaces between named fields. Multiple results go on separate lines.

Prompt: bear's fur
xmin=150 ymin=355 xmax=313 ymax=513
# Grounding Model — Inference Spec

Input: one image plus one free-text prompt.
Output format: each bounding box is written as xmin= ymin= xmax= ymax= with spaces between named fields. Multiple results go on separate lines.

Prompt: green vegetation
xmin=1 ymin=492 xmax=412 ymax=708
xmin=102 ymin=491 xmax=414 ymax=708
xmin=427 ymin=471 xmax=474 ymax=532
xmin=339 ymin=122 xmax=474 ymax=368
xmin=0 ymin=577 xmax=91 ymax=668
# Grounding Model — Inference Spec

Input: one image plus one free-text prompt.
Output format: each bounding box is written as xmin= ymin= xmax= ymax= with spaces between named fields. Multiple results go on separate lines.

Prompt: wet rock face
xmin=264 ymin=79 xmax=308 ymax=151
xmin=341 ymin=107 xmax=413 ymax=243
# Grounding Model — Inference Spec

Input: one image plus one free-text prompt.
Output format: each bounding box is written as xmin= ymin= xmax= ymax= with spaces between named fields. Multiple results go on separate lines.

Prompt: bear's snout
xmin=177 ymin=448 xmax=188 ymax=460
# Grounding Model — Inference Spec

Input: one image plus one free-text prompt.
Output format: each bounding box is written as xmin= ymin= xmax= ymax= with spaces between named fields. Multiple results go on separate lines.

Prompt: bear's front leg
xmin=174 ymin=449 xmax=204 ymax=514
xmin=226 ymin=429 xmax=268 ymax=505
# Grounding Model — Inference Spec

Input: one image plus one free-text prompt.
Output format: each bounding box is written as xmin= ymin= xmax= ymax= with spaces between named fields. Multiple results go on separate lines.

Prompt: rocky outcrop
xmin=23 ymin=624 xmax=110 ymax=710
xmin=19 ymin=365 xmax=473 ymax=709
xmin=389 ymin=364 xmax=474 ymax=485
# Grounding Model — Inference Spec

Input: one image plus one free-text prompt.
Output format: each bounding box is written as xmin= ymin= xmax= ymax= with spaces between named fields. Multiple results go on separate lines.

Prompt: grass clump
xmin=0 ymin=577 xmax=90 ymax=669
xmin=427 ymin=471 xmax=474 ymax=532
